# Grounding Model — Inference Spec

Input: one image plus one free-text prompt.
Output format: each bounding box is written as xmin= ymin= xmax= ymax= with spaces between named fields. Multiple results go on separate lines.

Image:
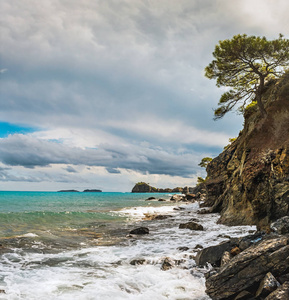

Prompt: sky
xmin=0 ymin=0 xmax=289 ymax=192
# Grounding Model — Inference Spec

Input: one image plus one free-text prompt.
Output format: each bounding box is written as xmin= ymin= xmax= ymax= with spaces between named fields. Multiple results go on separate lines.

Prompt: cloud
xmin=64 ymin=166 xmax=78 ymax=173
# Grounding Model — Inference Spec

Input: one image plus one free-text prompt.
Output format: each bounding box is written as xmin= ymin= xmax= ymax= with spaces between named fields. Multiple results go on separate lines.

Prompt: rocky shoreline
xmin=133 ymin=193 xmax=289 ymax=299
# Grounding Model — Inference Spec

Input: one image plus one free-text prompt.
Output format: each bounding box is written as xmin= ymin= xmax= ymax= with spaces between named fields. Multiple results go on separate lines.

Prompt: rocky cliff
xmin=204 ymin=71 xmax=289 ymax=228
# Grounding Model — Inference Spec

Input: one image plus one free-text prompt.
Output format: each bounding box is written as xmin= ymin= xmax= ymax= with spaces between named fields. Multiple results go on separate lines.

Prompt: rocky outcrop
xmin=131 ymin=182 xmax=195 ymax=193
xmin=205 ymin=234 xmax=289 ymax=300
xmin=204 ymin=72 xmax=289 ymax=228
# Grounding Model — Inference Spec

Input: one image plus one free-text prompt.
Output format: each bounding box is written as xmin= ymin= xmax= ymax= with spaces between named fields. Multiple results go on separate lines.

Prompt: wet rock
xmin=256 ymin=272 xmax=280 ymax=298
xmin=238 ymin=233 xmax=264 ymax=251
xmin=158 ymin=198 xmax=166 ymax=202
xmin=179 ymin=221 xmax=204 ymax=231
xmin=205 ymin=236 xmax=289 ymax=300
xmin=146 ymin=197 xmax=156 ymax=200
xmin=185 ymin=194 xmax=196 ymax=201
xmin=161 ymin=257 xmax=174 ymax=271
xmin=194 ymin=244 xmax=203 ymax=249
xmin=271 ymin=216 xmax=289 ymax=234
xmin=177 ymin=246 xmax=189 ymax=251
xmin=233 ymin=290 xmax=254 ymax=300
xmin=220 ymin=251 xmax=231 ymax=267
xmin=197 ymin=208 xmax=212 ymax=214
xmin=230 ymin=246 xmax=241 ymax=256
xmin=264 ymin=281 xmax=289 ymax=300
xmin=152 ymin=215 xmax=172 ymax=220
xmin=195 ymin=240 xmax=232 ymax=267
xmin=170 ymin=194 xmax=185 ymax=202
xmin=129 ymin=227 xmax=149 ymax=235
xmin=130 ymin=259 xmax=146 ymax=265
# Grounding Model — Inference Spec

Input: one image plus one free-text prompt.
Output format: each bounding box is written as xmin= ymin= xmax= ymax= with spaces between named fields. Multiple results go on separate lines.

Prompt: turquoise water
xmin=0 ymin=191 xmax=173 ymax=245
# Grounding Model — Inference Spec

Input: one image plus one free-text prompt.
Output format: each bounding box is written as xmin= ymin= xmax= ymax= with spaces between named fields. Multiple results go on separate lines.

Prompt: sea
xmin=0 ymin=191 xmax=255 ymax=300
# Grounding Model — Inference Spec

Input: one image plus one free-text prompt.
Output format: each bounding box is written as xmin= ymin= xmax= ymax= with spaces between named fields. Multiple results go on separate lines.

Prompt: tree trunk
xmin=256 ymin=77 xmax=267 ymax=117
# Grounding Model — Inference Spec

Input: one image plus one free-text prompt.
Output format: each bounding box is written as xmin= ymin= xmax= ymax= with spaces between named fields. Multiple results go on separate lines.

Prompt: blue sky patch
xmin=0 ymin=121 xmax=36 ymax=138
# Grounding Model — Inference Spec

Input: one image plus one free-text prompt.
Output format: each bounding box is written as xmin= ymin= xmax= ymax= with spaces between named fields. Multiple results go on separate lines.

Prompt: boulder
xmin=146 ymin=197 xmax=156 ymax=200
xmin=170 ymin=194 xmax=185 ymax=202
xmin=220 ymin=251 xmax=231 ymax=267
xmin=161 ymin=257 xmax=174 ymax=271
xmin=256 ymin=272 xmax=280 ymax=298
xmin=230 ymin=246 xmax=241 ymax=256
xmin=265 ymin=281 xmax=289 ymax=300
xmin=185 ymin=194 xmax=196 ymax=201
xmin=205 ymin=236 xmax=289 ymax=300
xmin=270 ymin=216 xmax=289 ymax=234
xmin=195 ymin=240 xmax=233 ymax=267
xmin=179 ymin=221 xmax=204 ymax=231
xmin=130 ymin=259 xmax=146 ymax=265
xmin=129 ymin=227 xmax=149 ymax=235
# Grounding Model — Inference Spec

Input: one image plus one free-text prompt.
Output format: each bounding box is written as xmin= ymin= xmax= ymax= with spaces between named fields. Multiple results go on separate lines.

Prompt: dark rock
xmin=256 ymin=272 xmax=280 ymax=298
xmin=194 ymin=244 xmax=203 ymax=249
xmin=271 ymin=216 xmax=289 ymax=234
xmin=177 ymin=246 xmax=189 ymax=251
xmin=129 ymin=227 xmax=149 ymax=235
xmin=195 ymin=240 xmax=232 ymax=267
xmin=158 ymin=198 xmax=166 ymax=202
xmin=161 ymin=257 xmax=174 ymax=271
xmin=170 ymin=194 xmax=185 ymax=202
xmin=238 ymin=233 xmax=264 ymax=251
xmin=130 ymin=259 xmax=146 ymax=265
xmin=131 ymin=183 xmax=158 ymax=193
xmin=205 ymin=236 xmax=289 ymax=300
xmin=146 ymin=197 xmax=156 ymax=200
xmin=185 ymin=194 xmax=196 ymax=200
xmin=179 ymin=222 xmax=204 ymax=231
xmin=197 ymin=208 xmax=212 ymax=214
xmin=233 ymin=290 xmax=254 ymax=300
xmin=152 ymin=215 xmax=172 ymax=220
xmin=278 ymin=273 xmax=289 ymax=284
xmin=264 ymin=281 xmax=289 ymax=300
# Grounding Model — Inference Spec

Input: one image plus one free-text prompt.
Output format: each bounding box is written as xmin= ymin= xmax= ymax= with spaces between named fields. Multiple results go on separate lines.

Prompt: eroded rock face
xmin=205 ymin=235 xmax=289 ymax=300
xmin=204 ymin=73 xmax=289 ymax=227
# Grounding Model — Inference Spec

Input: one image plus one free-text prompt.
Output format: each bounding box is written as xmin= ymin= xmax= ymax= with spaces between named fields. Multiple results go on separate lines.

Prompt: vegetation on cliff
xmin=205 ymin=34 xmax=289 ymax=119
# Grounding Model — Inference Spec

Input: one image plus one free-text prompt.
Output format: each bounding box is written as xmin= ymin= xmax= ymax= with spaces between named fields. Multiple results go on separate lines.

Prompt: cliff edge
xmin=204 ymin=72 xmax=289 ymax=228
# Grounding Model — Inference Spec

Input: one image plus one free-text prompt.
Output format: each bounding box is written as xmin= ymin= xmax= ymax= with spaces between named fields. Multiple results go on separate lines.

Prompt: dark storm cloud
xmin=0 ymin=134 xmax=200 ymax=177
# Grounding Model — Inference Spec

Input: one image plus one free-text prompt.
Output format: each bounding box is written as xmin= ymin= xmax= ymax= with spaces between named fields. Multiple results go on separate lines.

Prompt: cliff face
xmin=205 ymin=72 xmax=289 ymax=228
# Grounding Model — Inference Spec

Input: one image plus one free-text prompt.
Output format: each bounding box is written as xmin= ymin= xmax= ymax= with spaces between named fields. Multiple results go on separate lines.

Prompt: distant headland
xmin=131 ymin=182 xmax=194 ymax=193
xmin=58 ymin=189 xmax=102 ymax=193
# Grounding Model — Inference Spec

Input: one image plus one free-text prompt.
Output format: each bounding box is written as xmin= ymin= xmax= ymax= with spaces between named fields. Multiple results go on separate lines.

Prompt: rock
xmin=238 ymin=233 xmax=264 ymax=251
xmin=194 ymin=244 xmax=203 ymax=249
xmin=129 ymin=227 xmax=149 ymax=235
xmin=278 ymin=273 xmax=289 ymax=284
xmin=205 ymin=236 xmax=289 ymax=300
xmin=158 ymin=198 xmax=166 ymax=202
xmin=161 ymin=257 xmax=174 ymax=271
xmin=233 ymin=290 xmax=254 ymax=300
xmin=177 ymin=246 xmax=189 ymax=251
xmin=271 ymin=216 xmax=289 ymax=234
xmin=170 ymin=194 xmax=185 ymax=202
xmin=197 ymin=208 xmax=212 ymax=214
xmin=220 ymin=251 xmax=231 ymax=267
xmin=264 ymin=281 xmax=289 ymax=300
xmin=203 ymin=73 xmax=289 ymax=227
xmin=179 ymin=222 xmax=204 ymax=231
xmin=146 ymin=197 xmax=156 ymax=200
xmin=130 ymin=259 xmax=146 ymax=265
xmin=152 ymin=215 xmax=172 ymax=220
xmin=195 ymin=240 xmax=233 ymax=267
xmin=185 ymin=194 xmax=196 ymax=200
xmin=230 ymin=246 xmax=241 ymax=256
xmin=131 ymin=182 xmax=158 ymax=193
xmin=256 ymin=272 xmax=281 ymax=298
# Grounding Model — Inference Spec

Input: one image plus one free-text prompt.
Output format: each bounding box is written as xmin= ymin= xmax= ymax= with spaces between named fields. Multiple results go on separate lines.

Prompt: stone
xmin=271 ymin=216 xmax=289 ymax=234
xmin=177 ymin=246 xmax=189 ymax=251
xmin=179 ymin=222 xmax=204 ymax=231
xmin=220 ymin=251 xmax=231 ymax=267
xmin=195 ymin=241 xmax=232 ymax=267
xmin=129 ymin=227 xmax=149 ymax=235
xmin=230 ymin=246 xmax=241 ymax=256
xmin=256 ymin=272 xmax=281 ymax=298
xmin=233 ymin=290 xmax=254 ymax=300
xmin=130 ymin=259 xmax=146 ymax=265
xmin=265 ymin=281 xmax=289 ymax=300
xmin=205 ymin=236 xmax=289 ymax=300
xmin=158 ymin=198 xmax=166 ymax=201
xmin=238 ymin=233 xmax=264 ymax=251
xmin=197 ymin=208 xmax=212 ymax=214
xmin=185 ymin=194 xmax=196 ymax=200
xmin=146 ymin=197 xmax=156 ymax=200
xmin=170 ymin=194 xmax=185 ymax=202
xmin=161 ymin=257 xmax=174 ymax=271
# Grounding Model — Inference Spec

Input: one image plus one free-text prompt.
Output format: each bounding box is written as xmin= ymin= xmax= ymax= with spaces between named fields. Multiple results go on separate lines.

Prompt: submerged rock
xmin=161 ymin=257 xmax=174 ymax=271
xmin=179 ymin=221 xmax=203 ymax=231
xmin=129 ymin=227 xmax=149 ymax=235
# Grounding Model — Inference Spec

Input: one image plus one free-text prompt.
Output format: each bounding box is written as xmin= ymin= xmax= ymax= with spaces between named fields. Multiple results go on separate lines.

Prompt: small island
xmin=83 ymin=189 xmax=102 ymax=193
xmin=58 ymin=189 xmax=102 ymax=193
xmin=58 ymin=189 xmax=80 ymax=192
